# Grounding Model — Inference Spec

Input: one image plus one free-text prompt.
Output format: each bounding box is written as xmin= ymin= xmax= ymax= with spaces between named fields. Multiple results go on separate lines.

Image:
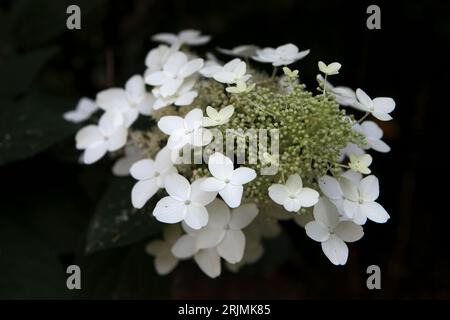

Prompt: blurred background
xmin=0 ymin=0 xmax=448 ymax=299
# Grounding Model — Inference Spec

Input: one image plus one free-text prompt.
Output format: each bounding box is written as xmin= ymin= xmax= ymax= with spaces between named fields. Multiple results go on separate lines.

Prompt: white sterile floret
xmin=158 ymin=108 xmax=212 ymax=150
xmin=202 ymin=105 xmax=234 ymax=127
xmin=75 ymin=111 xmax=127 ymax=164
xmin=358 ymin=121 xmax=391 ymax=152
xmin=152 ymin=29 xmax=211 ymax=47
xmin=340 ymin=174 xmax=390 ymax=225
xmin=130 ymin=147 xmax=177 ymax=209
xmin=112 ymin=144 xmax=144 ymax=177
xmin=316 ymin=75 xmax=357 ymax=107
xmin=210 ymin=58 xmax=252 ymax=85
xmin=225 ymin=81 xmax=255 ymax=94
xmin=268 ymin=174 xmax=319 ymax=212
xmin=305 ymin=197 xmax=364 ymax=265
xmin=96 ymin=75 xmax=154 ymax=127
xmin=318 ymin=61 xmax=341 ymax=76
xmin=152 ymin=77 xmax=198 ymax=110
xmin=153 ymin=173 xmax=217 ymax=229
xmin=145 ymin=51 xmax=204 ymax=98
xmin=63 ymin=97 xmax=98 ymax=123
xmin=217 ymin=45 xmax=260 ymax=58
xmin=253 ymin=43 xmax=310 ymax=66
xmin=145 ymin=225 xmax=182 ymax=275
xmin=144 ymin=44 xmax=172 ymax=74
xmin=348 ymin=153 xmax=372 ymax=174
xmin=200 ymin=152 xmax=257 ymax=208
xmin=355 ymin=88 xmax=396 ymax=121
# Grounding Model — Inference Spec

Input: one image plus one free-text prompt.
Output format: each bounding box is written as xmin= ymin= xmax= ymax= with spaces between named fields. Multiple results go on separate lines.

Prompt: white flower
xmin=195 ymin=199 xmax=258 ymax=263
xmin=63 ymin=97 xmax=98 ymax=123
xmin=152 ymin=77 xmax=198 ymax=110
xmin=200 ymin=152 xmax=256 ymax=208
xmin=96 ymin=75 xmax=154 ymax=127
xmin=340 ymin=174 xmax=390 ymax=225
xmin=145 ymin=225 xmax=182 ymax=275
xmin=217 ymin=45 xmax=260 ymax=58
xmin=153 ymin=173 xmax=217 ymax=229
xmin=318 ymin=61 xmax=341 ymax=75
xmin=202 ymin=105 xmax=234 ymax=127
xmin=348 ymin=153 xmax=372 ymax=174
xmin=130 ymin=147 xmax=177 ymax=209
xmin=152 ymin=29 xmax=210 ymax=47
xmin=282 ymin=67 xmax=299 ymax=79
xmin=225 ymin=81 xmax=255 ymax=94
xmin=358 ymin=121 xmax=390 ymax=152
xmin=145 ymin=51 xmax=204 ymax=97
xmin=316 ymin=75 xmax=356 ymax=106
xmin=355 ymin=88 xmax=396 ymax=121
xmin=75 ymin=111 xmax=127 ymax=164
xmin=252 ymin=43 xmax=310 ymax=66
xmin=158 ymin=108 xmax=212 ymax=150
xmin=144 ymin=44 xmax=172 ymax=74
xmin=112 ymin=144 xmax=144 ymax=176
xmin=268 ymin=174 xmax=319 ymax=212
xmin=305 ymin=197 xmax=364 ymax=265
xmin=210 ymin=58 xmax=252 ymax=85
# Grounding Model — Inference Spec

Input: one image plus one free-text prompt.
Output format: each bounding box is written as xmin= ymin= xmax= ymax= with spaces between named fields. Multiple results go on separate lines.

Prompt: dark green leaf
xmin=85 ymin=177 xmax=163 ymax=254
xmin=0 ymin=93 xmax=77 ymax=166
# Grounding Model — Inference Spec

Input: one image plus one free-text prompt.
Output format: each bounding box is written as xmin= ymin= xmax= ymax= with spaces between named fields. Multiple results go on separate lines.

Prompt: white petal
xmin=305 ymin=221 xmax=330 ymax=242
xmin=229 ymin=203 xmax=258 ymax=230
xmin=171 ymin=235 xmax=197 ymax=258
xmin=321 ymin=235 xmax=349 ymax=265
xmin=342 ymin=199 xmax=358 ymax=220
xmin=196 ymin=227 xmax=226 ymax=249
xmin=283 ymin=198 xmax=301 ymax=212
xmin=296 ymin=188 xmax=319 ymax=207
xmin=145 ymin=240 xmax=165 ymax=256
xmin=174 ymin=91 xmax=197 ymax=106
xmin=190 ymin=178 xmax=217 ymax=206
xmin=268 ymin=184 xmax=288 ymax=205
xmin=98 ymin=111 xmax=124 ymax=136
xmin=360 ymin=202 xmax=390 ymax=223
xmin=107 ymin=126 xmax=128 ymax=151
xmin=125 ymin=75 xmax=146 ymax=103
xmin=219 ymin=184 xmax=243 ymax=208
xmin=361 ymin=121 xmax=383 ymax=139
xmin=318 ymin=175 xmax=343 ymax=200
xmin=368 ymin=138 xmax=390 ymax=153
xmin=163 ymin=52 xmax=188 ymax=75
xmin=153 ymin=196 xmax=186 ymax=224
xmin=145 ymin=71 xmax=172 ymax=86
xmin=208 ymin=152 xmax=234 ymax=180
xmin=167 ymin=132 xmax=189 ymax=150
xmin=340 ymin=177 xmax=359 ymax=201
xmin=356 ymin=88 xmax=372 ymax=107
xmin=205 ymin=199 xmax=231 ymax=227
xmin=155 ymin=146 xmax=175 ymax=172
xmin=154 ymin=253 xmax=178 ymax=275
xmin=194 ymin=248 xmax=221 ymax=278
xmin=217 ymin=229 xmax=245 ymax=264
xmin=230 ymin=167 xmax=256 ymax=185
xmin=313 ymin=197 xmax=339 ymax=228
xmin=130 ymin=159 xmax=156 ymax=180
xmin=96 ymin=88 xmax=128 ymax=111
xmin=75 ymin=125 xmax=103 ymax=150
xmin=152 ymin=33 xmax=178 ymax=45
xmin=184 ymin=204 xmax=209 ymax=230
xmin=335 ymin=221 xmax=364 ymax=243
xmin=200 ymin=177 xmax=226 ymax=192
xmin=213 ymin=71 xmax=236 ymax=84
xmin=372 ymin=111 xmax=393 ymax=121
xmin=131 ymin=179 xmax=158 ymax=209
xmin=359 ymin=175 xmax=379 ymax=202
xmin=83 ymin=142 xmax=108 ymax=164
xmin=178 ymin=58 xmax=204 ymax=78
xmin=373 ymin=97 xmax=395 ymax=113
xmin=158 ymin=116 xmax=185 ymax=135
xmin=184 ymin=108 xmax=203 ymax=130
xmin=160 ymin=78 xmax=183 ymax=97
xmin=285 ymin=174 xmax=302 ymax=194
xmin=164 ymin=173 xmax=190 ymax=201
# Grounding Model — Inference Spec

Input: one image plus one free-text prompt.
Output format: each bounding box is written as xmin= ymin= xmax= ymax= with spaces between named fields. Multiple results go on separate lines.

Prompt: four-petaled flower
xmin=355 ymin=88 xmax=396 ymax=121
xmin=202 ymin=105 xmax=234 ymax=127
xmin=318 ymin=61 xmax=342 ymax=76
xmin=200 ymin=152 xmax=256 ymax=208
xmin=153 ymin=173 xmax=217 ymax=229
xmin=268 ymin=174 xmax=319 ymax=212
xmin=253 ymin=43 xmax=310 ymax=66
xmin=63 ymin=97 xmax=98 ymax=123
xmin=130 ymin=147 xmax=177 ymax=209
xmin=212 ymin=58 xmax=252 ymax=85
xmin=152 ymin=29 xmax=211 ymax=47
xmin=305 ymin=197 xmax=364 ymax=265
xmin=348 ymin=153 xmax=372 ymax=174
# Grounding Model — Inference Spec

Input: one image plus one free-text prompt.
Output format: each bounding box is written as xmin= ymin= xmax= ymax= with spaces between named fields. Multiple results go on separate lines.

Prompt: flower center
xmin=184 ymin=200 xmax=191 ymax=205
xmin=225 ymin=178 xmax=230 ymax=184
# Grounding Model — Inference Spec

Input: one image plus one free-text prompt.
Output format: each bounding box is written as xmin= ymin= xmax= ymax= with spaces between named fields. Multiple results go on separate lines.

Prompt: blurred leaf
xmin=76 ymin=245 xmax=171 ymax=299
xmin=0 ymin=217 xmax=71 ymax=299
xmin=85 ymin=177 xmax=163 ymax=254
xmin=0 ymin=47 xmax=58 ymax=98
xmin=0 ymin=93 xmax=77 ymax=166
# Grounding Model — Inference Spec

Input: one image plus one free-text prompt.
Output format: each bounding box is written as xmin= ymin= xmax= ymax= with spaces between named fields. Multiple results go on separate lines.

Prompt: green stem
xmin=357 ymin=112 xmax=370 ymax=124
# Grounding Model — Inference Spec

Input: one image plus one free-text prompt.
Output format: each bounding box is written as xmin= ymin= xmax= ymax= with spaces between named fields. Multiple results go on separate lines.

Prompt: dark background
xmin=0 ymin=0 xmax=449 ymax=299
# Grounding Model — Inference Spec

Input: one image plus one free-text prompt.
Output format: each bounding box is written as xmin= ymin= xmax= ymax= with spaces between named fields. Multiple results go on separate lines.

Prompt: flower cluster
xmin=66 ymin=29 xmax=395 ymax=277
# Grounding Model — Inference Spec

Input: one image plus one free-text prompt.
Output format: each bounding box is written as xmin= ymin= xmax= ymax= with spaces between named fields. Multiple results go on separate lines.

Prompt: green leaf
xmin=0 ymin=47 xmax=58 ymax=99
xmin=0 ymin=217 xmax=71 ymax=299
xmin=85 ymin=177 xmax=163 ymax=254
xmin=0 ymin=93 xmax=77 ymax=166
